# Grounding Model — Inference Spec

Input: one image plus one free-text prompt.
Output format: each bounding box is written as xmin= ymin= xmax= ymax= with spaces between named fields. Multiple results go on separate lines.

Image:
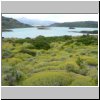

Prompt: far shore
xmin=2 ymin=29 xmax=12 ymax=32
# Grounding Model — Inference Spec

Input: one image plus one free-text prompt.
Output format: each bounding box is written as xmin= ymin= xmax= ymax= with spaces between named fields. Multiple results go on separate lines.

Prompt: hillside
xmin=2 ymin=16 xmax=32 ymax=29
xmin=50 ymin=21 xmax=98 ymax=28
xmin=17 ymin=17 xmax=56 ymax=26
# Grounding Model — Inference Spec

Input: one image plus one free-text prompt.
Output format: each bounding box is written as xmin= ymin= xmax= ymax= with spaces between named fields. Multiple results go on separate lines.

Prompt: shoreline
xmin=2 ymin=34 xmax=98 ymax=39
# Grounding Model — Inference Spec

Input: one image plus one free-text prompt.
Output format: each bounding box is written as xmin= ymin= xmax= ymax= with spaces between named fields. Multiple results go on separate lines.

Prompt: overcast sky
xmin=2 ymin=14 xmax=98 ymax=22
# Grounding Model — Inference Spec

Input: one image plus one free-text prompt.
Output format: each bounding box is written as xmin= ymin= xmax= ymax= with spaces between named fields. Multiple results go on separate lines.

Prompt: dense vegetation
xmin=2 ymin=35 xmax=98 ymax=86
xmin=79 ymin=30 xmax=98 ymax=34
xmin=2 ymin=16 xmax=32 ymax=30
xmin=50 ymin=21 xmax=98 ymax=28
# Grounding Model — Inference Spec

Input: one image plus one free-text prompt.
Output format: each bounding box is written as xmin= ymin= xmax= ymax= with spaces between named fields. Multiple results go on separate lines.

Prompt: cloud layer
xmin=2 ymin=14 xmax=98 ymax=22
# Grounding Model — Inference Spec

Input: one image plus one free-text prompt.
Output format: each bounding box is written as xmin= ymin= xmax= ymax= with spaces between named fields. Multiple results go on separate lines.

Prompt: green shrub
xmin=76 ymin=35 xmax=98 ymax=45
xmin=2 ymin=49 xmax=14 ymax=59
xmin=76 ymin=57 xmax=84 ymax=66
xmin=65 ymin=62 xmax=80 ymax=73
xmin=81 ymin=56 xmax=98 ymax=66
xmin=8 ymin=58 xmax=22 ymax=66
xmin=86 ymin=68 xmax=98 ymax=85
xmin=79 ymin=66 xmax=88 ymax=75
xmin=70 ymin=75 xmax=96 ymax=86
xmin=76 ymin=57 xmax=89 ymax=75
xmin=86 ymin=58 xmax=98 ymax=66
xmin=34 ymin=41 xmax=50 ymax=50
xmin=15 ymin=39 xmax=26 ymax=44
xmin=80 ymin=52 xmax=86 ymax=55
xmin=14 ymin=53 xmax=32 ymax=61
xmin=22 ymin=71 xmax=74 ymax=86
xmin=64 ymin=39 xmax=74 ymax=45
xmin=66 ymin=48 xmax=73 ymax=53
xmin=32 ymin=36 xmax=50 ymax=50
xmin=22 ymin=42 xmax=33 ymax=48
xmin=3 ymin=67 xmax=25 ymax=86
xmin=91 ymin=50 xmax=98 ymax=54
xmin=20 ymin=49 xmax=36 ymax=56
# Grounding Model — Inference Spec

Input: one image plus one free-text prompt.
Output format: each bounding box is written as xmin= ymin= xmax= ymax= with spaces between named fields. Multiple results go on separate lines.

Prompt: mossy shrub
xmin=81 ymin=56 xmax=98 ymax=66
xmin=70 ymin=75 xmax=96 ymax=86
xmin=14 ymin=53 xmax=32 ymax=61
xmin=86 ymin=68 xmax=98 ymax=85
xmin=2 ymin=49 xmax=14 ymax=59
xmin=8 ymin=58 xmax=22 ymax=66
xmin=65 ymin=62 xmax=80 ymax=73
xmin=76 ymin=57 xmax=84 ymax=66
xmin=20 ymin=49 xmax=36 ymax=56
xmin=22 ymin=71 xmax=74 ymax=86
xmin=3 ymin=67 xmax=25 ymax=86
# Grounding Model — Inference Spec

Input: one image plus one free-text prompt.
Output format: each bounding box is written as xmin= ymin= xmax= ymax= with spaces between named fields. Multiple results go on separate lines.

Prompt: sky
xmin=2 ymin=14 xmax=98 ymax=22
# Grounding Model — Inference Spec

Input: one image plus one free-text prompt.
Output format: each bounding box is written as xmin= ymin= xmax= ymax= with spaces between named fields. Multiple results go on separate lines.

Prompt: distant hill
xmin=50 ymin=21 xmax=98 ymax=28
xmin=2 ymin=16 xmax=32 ymax=29
xmin=17 ymin=17 xmax=56 ymax=26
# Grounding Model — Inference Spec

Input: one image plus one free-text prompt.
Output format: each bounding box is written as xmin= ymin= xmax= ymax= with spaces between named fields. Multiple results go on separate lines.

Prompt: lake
xmin=2 ymin=27 xmax=98 ymax=38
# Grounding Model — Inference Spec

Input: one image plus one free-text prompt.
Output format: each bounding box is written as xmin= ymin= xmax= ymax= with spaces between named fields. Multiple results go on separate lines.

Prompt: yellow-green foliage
xmin=2 ymin=36 xmax=98 ymax=86
xmin=87 ymin=68 xmax=98 ymax=79
xmin=14 ymin=53 xmax=32 ymax=61
xmin=70 ymin=75 xmax=96 ymax=86
xmin=2 ymin=42 xmax=14 ymax=50
xmin=7 ymin=58 xmax=22 ymax=66
xmin=65 ymin=62 xmax=80 ymax=73
xmin=22 ymin=71 xmax=74 ymax=86
xmin=86 ymin=68 xmax=98 ymax=85
xmin=81 ymin=56 xmax=98 ymax=66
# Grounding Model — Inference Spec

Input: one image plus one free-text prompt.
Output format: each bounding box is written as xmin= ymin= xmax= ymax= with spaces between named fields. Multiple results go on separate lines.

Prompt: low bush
xmin=8 ymin=58 xmax=22 ymax=66
xmin=70 ymin=75 xmax=96 ymax=86
xmin=3 ymin=67 xmax=25 ymax=86
xmin=79 ymin=66 xmax=89 ymax=75
xmin=22 ymin=71 xmax=74 ymax=86
xmin=14 ymin=53 xmax=32 ymax=61
xmin=81 ymin=56 xmax=98 ymax=66
xmin=34 ymin=41 xmax=50 ymax=50
xmin=2 ymin=49 xmax=14 ymax=59
xmin=65 ymin=62 xmax=80 ymax=73
xmin=20 ymin=49 xmax=36 ymax=56
xmin=86 ymin=58 xmax=98 ymax=66
xmin=76 ymin=35 xmax=98 ymax=45
xmin=76 ymin=57 xmax=84 ymax=66
xmin=86 ymin=68 xmax=98 ymax=85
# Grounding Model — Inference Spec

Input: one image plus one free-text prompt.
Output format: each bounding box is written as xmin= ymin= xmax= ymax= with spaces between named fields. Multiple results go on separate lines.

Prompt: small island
xmin=2 ymin=29 xmax=13 ymax=32
xmin=80 ymin=30 xmax=98 ymax=34
xmin=69 ymin=27 xmax=75 ymax=29
xmin=69 ymin=30 xmax=98 ymax=35
xmin=36 ymin=25 xmax=49 ymax=30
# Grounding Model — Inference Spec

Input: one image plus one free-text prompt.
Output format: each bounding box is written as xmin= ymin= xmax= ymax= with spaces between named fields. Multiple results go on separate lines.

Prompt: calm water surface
xmin=2 ymin=27 xmax=98 ymax=38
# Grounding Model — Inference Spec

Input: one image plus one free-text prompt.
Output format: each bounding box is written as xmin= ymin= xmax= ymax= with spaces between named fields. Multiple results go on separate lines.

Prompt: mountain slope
xmin=50 ymin=21 xmax=98 ymax=28
xmin=2 ymin=16 xmax=32 ymax=29
xmin=17 ymin=17 xmax=56 ymax=26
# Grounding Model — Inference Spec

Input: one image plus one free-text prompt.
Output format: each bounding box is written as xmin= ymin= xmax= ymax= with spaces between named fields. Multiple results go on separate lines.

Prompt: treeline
xmin=50 ymin=21 xmax=98 ymax=28
xmin=3 ymin=35 xmax=98 ymax=51
xmin=80 ymin=30 xmax=98 ymax=34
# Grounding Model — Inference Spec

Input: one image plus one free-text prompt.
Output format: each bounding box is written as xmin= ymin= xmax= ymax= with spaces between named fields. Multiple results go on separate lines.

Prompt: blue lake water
xmin=2 ymin=27 xmax=98 ymax=38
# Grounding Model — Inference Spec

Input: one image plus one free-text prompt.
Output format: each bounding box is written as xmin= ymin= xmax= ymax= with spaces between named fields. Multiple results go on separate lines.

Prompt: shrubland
xmin=2 ymin=35 xmax=98 ymax=86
